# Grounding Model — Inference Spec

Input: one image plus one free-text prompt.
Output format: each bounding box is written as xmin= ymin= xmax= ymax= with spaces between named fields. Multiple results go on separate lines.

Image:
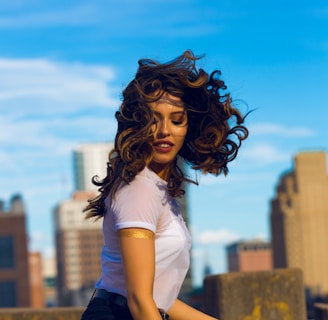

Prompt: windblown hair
xmin=85 ymin=50 xmax=248 ymax=219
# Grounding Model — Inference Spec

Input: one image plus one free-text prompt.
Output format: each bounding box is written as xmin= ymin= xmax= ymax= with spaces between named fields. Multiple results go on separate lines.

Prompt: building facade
xmin=73 ymin=142 xmax=114 ymax=191
xmin=0 ymin=195 xmax=31 ymax=307
xmin=176 ymin=190 xmax=193 ymax=297
xmin=29 ymin=252 xmax=45 ymax=307
xmin=271 ymin=151 xmax=328 ymax=296
xmin=42 ymin=254 xmax=57 ymax=306
xmin=54 ymin=190 xmax=103 ymax=306
xmin=226 ymin=239 xmax=273 ymax=272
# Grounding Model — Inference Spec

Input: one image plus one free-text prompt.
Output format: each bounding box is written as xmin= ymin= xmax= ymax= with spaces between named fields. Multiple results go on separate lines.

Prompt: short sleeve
xmin=111 ymin=176 xmax=163 ymax=232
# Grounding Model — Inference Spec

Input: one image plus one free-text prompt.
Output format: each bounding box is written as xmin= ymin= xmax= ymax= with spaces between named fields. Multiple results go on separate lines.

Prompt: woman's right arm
xmin=118 ymin=228 xmax=163 ymax=320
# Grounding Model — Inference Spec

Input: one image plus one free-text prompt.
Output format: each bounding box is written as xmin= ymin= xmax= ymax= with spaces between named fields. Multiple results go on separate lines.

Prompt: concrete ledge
xmin=315 ymin=303 xmax=328 ymax=320
xmin=0 ymin=307 xmax=84 ymax=320
xmin=203 ymin=268 xmax=306 ymax=320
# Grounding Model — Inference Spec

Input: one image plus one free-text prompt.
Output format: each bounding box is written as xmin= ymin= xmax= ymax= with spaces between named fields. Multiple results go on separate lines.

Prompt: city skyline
xmin=1 ymin=0 xmax=327 ymax=286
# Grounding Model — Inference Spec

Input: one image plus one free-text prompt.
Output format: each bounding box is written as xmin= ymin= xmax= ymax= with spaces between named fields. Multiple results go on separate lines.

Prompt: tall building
xmin=226 ymin=239 xmax=273 ymax=272
xmin=73 ymin=142 xmax=114 ymax=191
xmin=270 ymin=151 xmax=328 ymax=296
xmin=29 ymin=252 xmax=45 ymax=307
xmin=0 ymin=195 xmax=31 ymax=307
xmin=54 ymin=190 xmax=103 ymax=306
xmin=42 ymin=255 xmax=57 ymax=307
xmin=177 ymin=190 xmax=193 ymax=296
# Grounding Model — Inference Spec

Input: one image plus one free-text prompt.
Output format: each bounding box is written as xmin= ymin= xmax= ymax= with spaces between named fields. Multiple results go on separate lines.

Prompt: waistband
xmin=92 ymin=289 xmax=169 ymax=320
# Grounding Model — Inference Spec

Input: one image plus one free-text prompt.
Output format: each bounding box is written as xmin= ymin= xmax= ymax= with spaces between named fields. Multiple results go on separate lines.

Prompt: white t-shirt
xmin=95 ymin=166 xmax=192 ymax=312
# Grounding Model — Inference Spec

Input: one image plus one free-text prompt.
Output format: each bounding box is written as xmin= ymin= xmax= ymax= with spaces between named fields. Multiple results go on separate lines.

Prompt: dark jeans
xmin=81 ymin=297 xmax=133 ymax=320
xmin=81 ymin=291 xmax=168 ymax=320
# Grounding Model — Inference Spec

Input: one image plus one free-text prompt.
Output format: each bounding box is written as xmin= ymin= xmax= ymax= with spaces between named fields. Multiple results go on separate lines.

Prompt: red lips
xmin=153 ymin=140 xmax=174 ymax=153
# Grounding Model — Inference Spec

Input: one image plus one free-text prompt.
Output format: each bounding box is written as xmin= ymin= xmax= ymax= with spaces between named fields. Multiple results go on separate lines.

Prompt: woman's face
xmin=148 ymin=92 xmax=188 ymax=178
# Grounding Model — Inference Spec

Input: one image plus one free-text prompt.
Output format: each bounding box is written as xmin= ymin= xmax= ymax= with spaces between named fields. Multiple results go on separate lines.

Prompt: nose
xmin=156 ymin=118 xmax=170 ymax=137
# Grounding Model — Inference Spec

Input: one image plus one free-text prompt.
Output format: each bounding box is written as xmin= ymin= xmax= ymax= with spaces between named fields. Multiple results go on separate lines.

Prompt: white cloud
xmin=241 ymin=143 xmax=291 ymax=165
xmin=0 ymin=57 xmax=119 ymax=116
xmin=0 ymin=57 xmax=118 ymax=175
xmin=0 ymin=4 xmax=98 ymax=28
xmin=195 ymin=228 xmax=240 ymax=245
xmin=253 ymin=232 xmax=269 ymax=241
xmin=249 ymin=123 xmax=315 ymax=137
xmin=197 ymin=170 xmax=278 ymax=187
xmin=1 ymin=114 xmax=116 ymax=149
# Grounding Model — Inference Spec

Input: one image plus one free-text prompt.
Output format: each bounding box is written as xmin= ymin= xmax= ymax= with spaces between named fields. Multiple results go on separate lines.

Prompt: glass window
xmin=0 ymin=236 xmax=15 ymax=269
xmin=0 ymin=281 xmax=17 ymax=307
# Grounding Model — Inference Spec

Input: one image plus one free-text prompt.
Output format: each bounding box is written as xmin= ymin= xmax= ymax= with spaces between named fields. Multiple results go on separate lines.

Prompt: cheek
xmin=173 ymin=127 xmax=188 ymax=140
xmin=151 ymin=123 xmax=158 ymax=134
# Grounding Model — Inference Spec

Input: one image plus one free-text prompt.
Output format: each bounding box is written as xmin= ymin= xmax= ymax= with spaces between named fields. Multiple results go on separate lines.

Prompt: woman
xmin=81 ymin=50 xmax=248 ymax=320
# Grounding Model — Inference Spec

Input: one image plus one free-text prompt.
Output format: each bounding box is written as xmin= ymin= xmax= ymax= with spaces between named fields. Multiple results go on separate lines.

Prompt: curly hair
xmin=85 ymin=50 xmax=249 ymax=219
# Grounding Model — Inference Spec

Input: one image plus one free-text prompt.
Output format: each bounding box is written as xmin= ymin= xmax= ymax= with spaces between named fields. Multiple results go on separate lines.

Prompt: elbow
xmin=126 ymin=293 xmax=140 ymax=315
xmin=126 ymin=291 xmax=153 ymax=316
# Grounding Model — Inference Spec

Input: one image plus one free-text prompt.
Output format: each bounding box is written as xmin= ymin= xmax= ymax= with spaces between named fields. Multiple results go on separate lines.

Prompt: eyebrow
xmin=153 ymin=110 xmax=186 ymax=116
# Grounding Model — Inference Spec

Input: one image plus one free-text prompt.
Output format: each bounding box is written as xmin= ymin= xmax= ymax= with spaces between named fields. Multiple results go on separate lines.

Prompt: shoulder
xmin=104 ymin=167 xmax=168 ymax=213
xmin=121 ymin=167 xmax=166 ymax=195
xmin=109 ymin=167 xmax=167 ymax=230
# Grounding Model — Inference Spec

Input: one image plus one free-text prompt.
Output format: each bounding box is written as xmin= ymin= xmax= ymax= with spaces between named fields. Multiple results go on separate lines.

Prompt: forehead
xmin=149 ymin=92 xmax=185 ymax=110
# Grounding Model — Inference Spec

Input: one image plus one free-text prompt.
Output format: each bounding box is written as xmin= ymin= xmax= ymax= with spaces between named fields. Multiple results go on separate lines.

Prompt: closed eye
xmin=171 ymin=114 xmax=187 ymax=126
xmin=172 ymin=119 xmax=185 ymax=125
xmin=152 ymin=110 xmax=187 ymax=126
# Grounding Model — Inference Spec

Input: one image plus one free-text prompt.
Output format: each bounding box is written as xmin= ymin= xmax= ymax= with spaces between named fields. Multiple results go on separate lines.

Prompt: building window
xmin=0 ymin=236 xmax=15 ymax=269
xmin=0 ymin=281 xmax=17 ymax=307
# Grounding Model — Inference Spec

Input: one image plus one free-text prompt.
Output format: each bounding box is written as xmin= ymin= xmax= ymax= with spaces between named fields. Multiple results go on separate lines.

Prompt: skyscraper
xmin=54 ymin=190 xmax=103 ymax=306
xmin=270 ymin=151 xmax=328 ymax=296
xmin=73 ymin=142 xmax=114 ymax=191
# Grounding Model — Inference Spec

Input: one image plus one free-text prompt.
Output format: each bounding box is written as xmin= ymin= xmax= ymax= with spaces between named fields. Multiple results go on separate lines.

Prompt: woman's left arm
xmin=168 ymin=299 xmax=219 ymax=320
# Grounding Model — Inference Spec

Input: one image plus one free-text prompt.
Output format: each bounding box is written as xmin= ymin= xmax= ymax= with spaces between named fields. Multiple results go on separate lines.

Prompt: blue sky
xmin=1 ymin=0 xmax=327 ymax=286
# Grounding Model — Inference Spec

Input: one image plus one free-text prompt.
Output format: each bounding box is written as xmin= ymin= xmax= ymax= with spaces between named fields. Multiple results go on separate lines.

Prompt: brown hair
xmin=85 ymin=50 xmax=248 ymax=219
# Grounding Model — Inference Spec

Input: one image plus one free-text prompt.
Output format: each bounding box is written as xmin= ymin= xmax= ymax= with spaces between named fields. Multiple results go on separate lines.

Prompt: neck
xmin=148 ymin=163 xmax=173 ymax=181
